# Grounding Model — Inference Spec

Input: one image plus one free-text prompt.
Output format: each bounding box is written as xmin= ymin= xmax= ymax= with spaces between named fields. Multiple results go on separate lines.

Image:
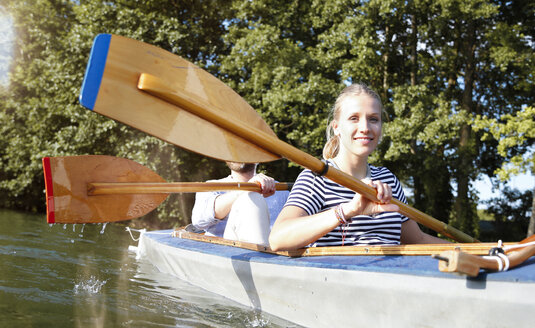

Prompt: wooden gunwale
xmin=172 ymin=228 xmax=511 ymax=257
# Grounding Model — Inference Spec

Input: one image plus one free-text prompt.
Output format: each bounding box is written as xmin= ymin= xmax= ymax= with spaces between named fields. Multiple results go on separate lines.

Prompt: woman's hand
xmin=342 ymin=180 xmax=399 ymax=218
xmin=249 ymin=173 xmax=276 ymax=197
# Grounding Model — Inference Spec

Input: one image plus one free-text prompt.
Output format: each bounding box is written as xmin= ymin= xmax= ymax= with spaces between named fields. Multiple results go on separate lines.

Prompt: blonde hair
xmin=322 ymin=83 xmax=383 ymax=159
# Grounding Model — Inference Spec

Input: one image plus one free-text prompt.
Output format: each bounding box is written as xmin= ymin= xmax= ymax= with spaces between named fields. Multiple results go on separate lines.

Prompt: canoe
xmin=136 ymin=229 xmax=535 ymax=328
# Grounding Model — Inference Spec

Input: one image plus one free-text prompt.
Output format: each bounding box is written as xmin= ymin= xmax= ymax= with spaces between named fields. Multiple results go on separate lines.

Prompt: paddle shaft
xmin=138 ymin=73 xmax=478 ymax=243
xmin=88 ymin=182 xmax=293 ymax=195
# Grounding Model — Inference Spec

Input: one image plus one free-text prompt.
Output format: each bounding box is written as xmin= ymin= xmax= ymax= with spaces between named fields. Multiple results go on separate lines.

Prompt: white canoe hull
xmin=137 ymin=230 xmax=535 ymax=328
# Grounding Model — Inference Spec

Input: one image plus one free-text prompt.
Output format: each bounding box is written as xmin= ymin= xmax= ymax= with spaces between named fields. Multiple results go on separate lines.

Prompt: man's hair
xmin=225 ymin=162 xmax=257 ymax=173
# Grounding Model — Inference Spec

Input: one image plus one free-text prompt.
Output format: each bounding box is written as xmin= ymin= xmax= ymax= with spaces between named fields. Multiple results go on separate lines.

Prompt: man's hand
xmin=249 ymin=174 xmax=276 ymax=197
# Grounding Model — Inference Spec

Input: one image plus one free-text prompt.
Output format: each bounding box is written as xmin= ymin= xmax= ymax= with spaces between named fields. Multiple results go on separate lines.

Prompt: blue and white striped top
xmin=284 ymin=160 xmax=409 ymax=247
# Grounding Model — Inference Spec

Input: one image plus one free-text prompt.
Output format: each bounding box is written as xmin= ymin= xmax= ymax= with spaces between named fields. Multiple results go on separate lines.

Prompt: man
xmin=191 ymin=162 xmax=289 ymax=246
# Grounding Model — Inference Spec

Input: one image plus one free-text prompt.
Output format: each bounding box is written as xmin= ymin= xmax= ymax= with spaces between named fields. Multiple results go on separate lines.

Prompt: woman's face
xmin=332 ymin=94 xmax=382 ymax=159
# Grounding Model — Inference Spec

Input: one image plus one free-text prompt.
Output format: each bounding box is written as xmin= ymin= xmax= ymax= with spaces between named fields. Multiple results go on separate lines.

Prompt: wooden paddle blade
xmin=42 ymin=155 xmax=167 ymax=224
xmin=79 ymin=34 xmax=280 ymax=163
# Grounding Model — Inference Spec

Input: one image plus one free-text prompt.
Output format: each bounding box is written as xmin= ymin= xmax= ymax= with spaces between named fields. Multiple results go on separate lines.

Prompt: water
xmin=0 ymin=209 xmax=299 ymax=327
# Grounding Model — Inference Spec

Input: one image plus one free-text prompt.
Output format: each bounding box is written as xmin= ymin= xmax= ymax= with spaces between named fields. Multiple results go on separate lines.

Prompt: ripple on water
xmin=1 ymin=209 xmax=301 ymax=328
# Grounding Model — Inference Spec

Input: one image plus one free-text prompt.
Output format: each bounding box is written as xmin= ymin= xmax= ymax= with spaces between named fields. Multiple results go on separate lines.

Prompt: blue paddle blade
xmin=75 ymin=34 xmax=280 ymax=164
xmin=79 ymin=33 xmax=111 ymax=110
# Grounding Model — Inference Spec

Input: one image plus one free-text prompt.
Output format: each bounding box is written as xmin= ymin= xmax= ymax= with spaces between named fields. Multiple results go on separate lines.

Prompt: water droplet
xmin=74 ymin=275 xmax=107 ymax=294
xmin=100 ymin=222 xmax=108 ymax=234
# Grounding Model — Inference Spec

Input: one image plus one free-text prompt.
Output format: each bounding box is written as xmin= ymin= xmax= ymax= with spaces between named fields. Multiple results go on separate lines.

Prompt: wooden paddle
xmin=43 ymin=155 xmax=291 ymax=224
xmin=79 ymin=34 xmax=477 ymax=243
xmin=79 ymin=34 xmax=279 ymax=164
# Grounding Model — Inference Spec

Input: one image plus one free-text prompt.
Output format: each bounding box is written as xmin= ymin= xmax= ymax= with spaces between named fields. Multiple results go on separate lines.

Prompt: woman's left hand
xmin=371 ymin=180 xmax=392 ymax=204
xmin=342 ymin=180 xmax=399 ymax=218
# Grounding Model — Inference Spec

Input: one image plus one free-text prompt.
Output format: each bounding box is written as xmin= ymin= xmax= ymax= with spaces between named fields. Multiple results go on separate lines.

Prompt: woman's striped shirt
xmin=284 ymin=161 xmax=409 ymax=247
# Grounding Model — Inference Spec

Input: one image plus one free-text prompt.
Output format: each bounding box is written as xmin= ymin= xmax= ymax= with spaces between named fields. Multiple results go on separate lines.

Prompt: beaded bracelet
xmin=334 ymin=204 xmax=352 ymax=225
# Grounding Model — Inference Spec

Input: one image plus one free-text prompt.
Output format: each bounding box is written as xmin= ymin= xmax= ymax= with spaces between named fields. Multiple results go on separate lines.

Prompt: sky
xmin=0 ymin=13 xmax=14 ymax=86
xmin=0 ymin=14 xmax=531 ymax=204
xmin=474 ymin=172 xmax=532 ymax=205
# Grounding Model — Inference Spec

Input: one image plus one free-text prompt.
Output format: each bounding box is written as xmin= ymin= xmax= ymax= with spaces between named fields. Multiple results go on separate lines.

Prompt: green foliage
xmin=1 ymin=0 xmax=533 ymax=236
xmin=0 ymin=0 xmax=232 ymax=226
xmin=221 ymin=1 xmax=341 ymax=159
xmin=220 ymin=0 xmax=535 ymax=236
xmin=479 ymin=187 xmax=532 ymax=241
xmin=474 ymin=106 xmax=535 ymax=180
xmin=473 ymin=105 xmax=535 ymax=238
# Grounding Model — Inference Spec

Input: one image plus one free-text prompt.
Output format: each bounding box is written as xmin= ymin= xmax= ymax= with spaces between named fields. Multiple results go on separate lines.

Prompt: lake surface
xmin=0 ymin=209 xmax=299 ymax=327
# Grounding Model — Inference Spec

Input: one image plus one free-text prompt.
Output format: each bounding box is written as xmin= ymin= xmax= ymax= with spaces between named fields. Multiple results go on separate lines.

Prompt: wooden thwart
xmin=174 ymin=228 xmax=535 ymax=277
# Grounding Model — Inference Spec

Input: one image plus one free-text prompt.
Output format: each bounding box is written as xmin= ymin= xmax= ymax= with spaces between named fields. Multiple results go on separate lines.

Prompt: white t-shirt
xmin=191 ymin=175 xmax=289 ymax=237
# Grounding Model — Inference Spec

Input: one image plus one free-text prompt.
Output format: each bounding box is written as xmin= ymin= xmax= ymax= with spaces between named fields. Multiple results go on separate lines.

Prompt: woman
xmin=269 ymin=83 xmax=445 ymax=251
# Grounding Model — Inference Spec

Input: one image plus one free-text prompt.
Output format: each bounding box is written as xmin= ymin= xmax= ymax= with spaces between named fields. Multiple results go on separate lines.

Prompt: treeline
xmin=0 ymin=0 xmax=533 ymax=240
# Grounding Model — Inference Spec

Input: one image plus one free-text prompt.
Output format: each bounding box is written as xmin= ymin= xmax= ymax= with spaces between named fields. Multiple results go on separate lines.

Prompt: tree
xmin=219 ymin=0 xmax=344 ymax=180
xmin=482 ymin=187 xmax=532 ymax=241
xmin=383 ymin=0 xmax=534 ymax=235
xmin=474 ymin=106 xmax=535 ymax=237
xmin=221 ymin=0 xmax=535 ymax=237
xmin=0 ymin=0 xmax=233 ymax=226
xmin=2 ymin=0 xmax=534 ymax=236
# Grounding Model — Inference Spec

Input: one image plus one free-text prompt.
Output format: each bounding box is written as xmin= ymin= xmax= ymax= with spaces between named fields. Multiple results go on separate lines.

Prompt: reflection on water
xmin=0 ymin=209 xmax=298 ymax=327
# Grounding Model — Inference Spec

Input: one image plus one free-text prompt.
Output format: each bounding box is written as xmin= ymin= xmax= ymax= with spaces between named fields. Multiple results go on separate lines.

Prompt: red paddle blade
xmin=42 ymin=155 xmax=167 ymax=224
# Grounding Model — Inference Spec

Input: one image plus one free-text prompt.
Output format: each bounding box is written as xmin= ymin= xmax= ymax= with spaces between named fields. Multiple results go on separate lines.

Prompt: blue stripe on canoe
xmin=79 ymin=33 xmax=111 ymax=110
xmin=145 ymin=230 xmax=535 ymax=283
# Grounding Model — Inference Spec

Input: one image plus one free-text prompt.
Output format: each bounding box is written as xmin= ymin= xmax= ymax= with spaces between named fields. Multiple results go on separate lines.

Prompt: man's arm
xmin=191 ymin=191 xmax=222 ymax=230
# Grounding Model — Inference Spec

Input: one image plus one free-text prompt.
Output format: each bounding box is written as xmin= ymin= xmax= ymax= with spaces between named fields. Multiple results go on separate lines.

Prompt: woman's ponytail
xmin=323 ymin=135 xmax=339 ymax=159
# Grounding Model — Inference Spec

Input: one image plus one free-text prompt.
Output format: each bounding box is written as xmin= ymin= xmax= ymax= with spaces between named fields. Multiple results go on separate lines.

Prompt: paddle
xmin=43 ymin=155 xmax=292 ymax=224
xmin=79 ymin=34 xmax=477 ymax=243
xmin=79 ymin=34 xmax=279 ymax=164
